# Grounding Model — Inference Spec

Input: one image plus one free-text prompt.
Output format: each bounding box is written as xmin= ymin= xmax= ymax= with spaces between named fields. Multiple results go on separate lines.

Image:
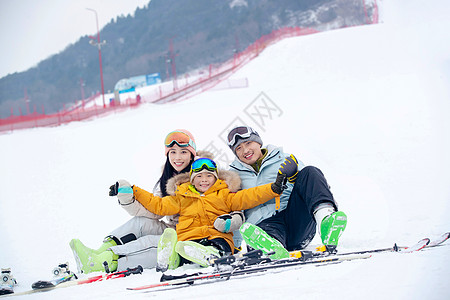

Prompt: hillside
xmin=0 ymin=0 xmax=376 ymax=118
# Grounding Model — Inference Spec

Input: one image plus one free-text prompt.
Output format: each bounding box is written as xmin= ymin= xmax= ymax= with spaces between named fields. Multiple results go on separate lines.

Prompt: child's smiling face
xmin=192 ymin=172 xmax=217 ymax=193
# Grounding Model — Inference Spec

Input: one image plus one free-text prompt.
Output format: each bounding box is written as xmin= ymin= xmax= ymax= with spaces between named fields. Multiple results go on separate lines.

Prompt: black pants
xmin=258 ymin=166 xmax=337 ymax=251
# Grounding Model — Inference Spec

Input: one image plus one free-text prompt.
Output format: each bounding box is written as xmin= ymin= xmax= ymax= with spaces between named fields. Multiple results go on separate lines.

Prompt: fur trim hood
xmin=196 ymin=150 xmax=214 ymax=159
xmin=166 ymin=169 xmax=241 ymax=195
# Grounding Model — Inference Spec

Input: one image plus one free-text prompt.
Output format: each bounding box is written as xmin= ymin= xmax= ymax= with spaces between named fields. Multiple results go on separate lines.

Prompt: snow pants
xmin=107 ymin=216 xmax=172 ymax=271
xmin=257 ymin=166 xmax=338 ymax=251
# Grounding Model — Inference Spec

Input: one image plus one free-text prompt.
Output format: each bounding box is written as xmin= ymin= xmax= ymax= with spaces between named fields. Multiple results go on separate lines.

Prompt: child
xmin=110 ymin=157 xmax=287 ymax=271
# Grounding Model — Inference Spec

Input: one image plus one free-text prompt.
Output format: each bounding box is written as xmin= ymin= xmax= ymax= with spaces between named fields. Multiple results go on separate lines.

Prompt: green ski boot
xmin=96 ymin=237 xmax=117 ymax=254
xmin=157 ymin=228 xmax=180 ymax=272
xmin=320 ymin=211 xmax=347 ymax=246
xmin=175 ymin=241 xmax=221 ymax=267
xmin=69 ymin=239 xmax=118 ymax=274
xmin=239 ymin=222 xmax=289 ymax=260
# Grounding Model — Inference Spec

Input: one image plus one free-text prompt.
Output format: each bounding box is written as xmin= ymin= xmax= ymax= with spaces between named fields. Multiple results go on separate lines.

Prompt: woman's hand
xmin=109 ymin=179 xmax=134 ymax=205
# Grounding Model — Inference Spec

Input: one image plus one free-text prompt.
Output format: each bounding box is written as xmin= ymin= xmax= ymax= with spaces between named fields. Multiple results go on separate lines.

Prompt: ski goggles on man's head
xmin=227 ymin=126 xmax=258 ymax=148
xmin=164 ymin=131 xmax=197 ymax=150
xmin=190 ymin=157 xmax=217 ymax=174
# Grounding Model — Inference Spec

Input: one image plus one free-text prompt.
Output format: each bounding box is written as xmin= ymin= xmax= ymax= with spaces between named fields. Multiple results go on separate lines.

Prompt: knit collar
xmin=251 ymin=148 xmax=268 ymax=172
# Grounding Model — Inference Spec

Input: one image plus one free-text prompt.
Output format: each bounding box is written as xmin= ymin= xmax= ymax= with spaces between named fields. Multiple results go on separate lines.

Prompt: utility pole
xmin=167 ymin=38 xmax=178 ymax=91
xmin=86 ymin=8 xmax=106 ymax=108
xmin=24 ymin=88 xmax=30 ymax=115
xmin=80 ymin=78 xmax=86 ymax=101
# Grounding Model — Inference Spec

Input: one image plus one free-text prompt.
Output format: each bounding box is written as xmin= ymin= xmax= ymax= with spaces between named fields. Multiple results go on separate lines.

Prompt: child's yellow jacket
xmin=132 ymin=170 xmax=278 ymax=252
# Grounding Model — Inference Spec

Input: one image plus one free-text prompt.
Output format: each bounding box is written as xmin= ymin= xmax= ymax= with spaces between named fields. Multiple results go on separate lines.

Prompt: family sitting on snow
xmin=70 ymin=127 xmax=347 ymax=273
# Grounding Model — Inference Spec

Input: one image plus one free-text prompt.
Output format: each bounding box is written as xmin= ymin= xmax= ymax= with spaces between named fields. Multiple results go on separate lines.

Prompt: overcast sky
xmin=0 ymin=0 xmax=150 ymax=78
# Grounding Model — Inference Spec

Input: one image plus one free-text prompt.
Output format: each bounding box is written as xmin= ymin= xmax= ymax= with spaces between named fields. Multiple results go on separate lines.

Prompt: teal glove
xmin=214 ymin=211 xmax=245 ymax=233
xmin=109 ymin=179 xmax=134 ymax=205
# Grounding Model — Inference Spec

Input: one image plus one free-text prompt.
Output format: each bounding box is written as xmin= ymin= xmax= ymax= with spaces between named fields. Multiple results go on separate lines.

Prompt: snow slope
xmin=1 ymin=0 xmax=449 ymax=299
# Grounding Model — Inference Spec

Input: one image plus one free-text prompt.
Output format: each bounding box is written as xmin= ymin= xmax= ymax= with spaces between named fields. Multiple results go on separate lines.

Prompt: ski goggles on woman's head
xmin=164 ymin=131 xmax=197 ymax=150
xmin=190 ymin=158 xmax=217 ymax=173
xmin=227 ymin=126 xmax=258 ymax=148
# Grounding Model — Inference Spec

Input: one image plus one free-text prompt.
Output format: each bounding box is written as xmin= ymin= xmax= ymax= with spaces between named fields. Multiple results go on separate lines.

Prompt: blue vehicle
xmin=114 ymin=73 xmax=162 ymax=94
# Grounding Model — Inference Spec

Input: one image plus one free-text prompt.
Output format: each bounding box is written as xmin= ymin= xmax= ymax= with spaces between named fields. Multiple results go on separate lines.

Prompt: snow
xmin=1 ymin=0 xmax=450 ymax=298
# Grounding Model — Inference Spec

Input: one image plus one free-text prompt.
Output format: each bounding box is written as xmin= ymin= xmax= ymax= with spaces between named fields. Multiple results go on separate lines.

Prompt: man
xmin=226 ymin=126 xmax=347 ymax=253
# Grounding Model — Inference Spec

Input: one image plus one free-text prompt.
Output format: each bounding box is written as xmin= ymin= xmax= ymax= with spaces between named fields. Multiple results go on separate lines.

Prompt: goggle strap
xmin=227 ymin=127 xmax=255 ymax=147
xmin=191 ymin=158 xmax=217 ymax=174
xmin=166 ymin=140 xmax=191 ymax=148
xmin=191 ymin=165 xmax=217 ymax=173
xmin=165 ymin=131 xmax=196 ymax=150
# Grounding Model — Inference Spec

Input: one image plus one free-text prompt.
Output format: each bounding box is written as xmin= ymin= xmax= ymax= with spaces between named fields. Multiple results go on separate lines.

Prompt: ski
xmin=290 ymin=231 xmax=449 ymax=258
xmin=0 ymin=265 xmax=143 ymax=298
xmin=127 ymin=232 xmax=449 ymax=292
xmin=31 ymin=273 xmax=77 ymax=290
xmin=127 ymin=253 xmax=371 ymax=291
xmin=0 ymin=289 xmax=13 ymax=297
xmin=31 ymin=263 xmax=77 ymax=290
xmin=426 ymin=231 xmax=450 ymax=247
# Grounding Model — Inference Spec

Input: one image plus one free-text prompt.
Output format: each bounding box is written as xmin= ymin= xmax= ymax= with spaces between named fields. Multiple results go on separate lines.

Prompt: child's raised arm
xmin=109 ymin=180 xmax=181 ymax=216
xmin=226 ymin=173 xmax=287 ymax=211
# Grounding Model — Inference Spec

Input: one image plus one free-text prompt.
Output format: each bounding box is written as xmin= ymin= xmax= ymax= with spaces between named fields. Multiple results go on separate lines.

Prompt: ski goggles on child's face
xmin=190 ymin=158 xmax=217 ymax=173
xmin=227 ymin=126 xmax=257 ymax=147
xmin=164 ymin=131 xmax=196 ymax=150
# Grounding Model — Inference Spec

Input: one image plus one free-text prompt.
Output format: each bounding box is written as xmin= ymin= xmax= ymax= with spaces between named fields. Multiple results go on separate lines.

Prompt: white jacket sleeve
xmin=153 ymin=180 xmax=179 ymax=226
xmin=118 ymin=180 xmax=163 ymax=220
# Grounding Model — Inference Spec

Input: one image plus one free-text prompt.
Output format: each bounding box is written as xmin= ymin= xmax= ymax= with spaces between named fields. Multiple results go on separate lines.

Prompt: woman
xmin=70 ymin=129 xmax=244 ymax=273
